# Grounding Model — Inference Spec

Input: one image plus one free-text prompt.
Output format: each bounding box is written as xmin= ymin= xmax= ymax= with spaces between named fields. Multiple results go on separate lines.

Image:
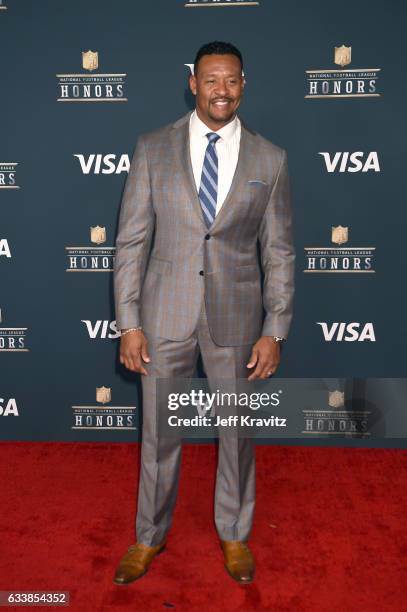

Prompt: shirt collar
xmin=190 ymin=109 xmax=240 ymax=143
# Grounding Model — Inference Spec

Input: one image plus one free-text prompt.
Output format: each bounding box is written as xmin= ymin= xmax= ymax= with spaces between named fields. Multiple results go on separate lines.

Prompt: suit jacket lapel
xmin=209 ymin=122 xmax=256 ymax=232
xmin=170 ymin=111 xmax=257 ymax=232
xmin=170 ymin=111 xmax=208 ymax=230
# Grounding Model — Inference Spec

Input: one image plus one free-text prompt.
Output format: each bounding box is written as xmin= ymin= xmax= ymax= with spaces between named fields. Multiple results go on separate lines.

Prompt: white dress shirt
xmin=189 ymin=109 xmax=241 ymax=215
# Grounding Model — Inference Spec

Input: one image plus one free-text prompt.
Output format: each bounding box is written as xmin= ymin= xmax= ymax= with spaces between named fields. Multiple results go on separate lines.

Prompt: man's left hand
xmin=246 ymin=337 xmax=281 ymax=381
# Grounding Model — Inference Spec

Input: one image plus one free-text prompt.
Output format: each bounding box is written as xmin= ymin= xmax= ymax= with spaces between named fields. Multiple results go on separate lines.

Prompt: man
xmin=113 ymin=41 xmax=295 ymax=585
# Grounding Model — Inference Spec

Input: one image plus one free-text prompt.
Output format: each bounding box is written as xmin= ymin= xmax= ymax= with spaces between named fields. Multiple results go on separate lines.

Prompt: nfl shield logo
xmin=82 ymin=50 xmax=99 ymax=72
xmin=329 ymin=390 xmax=345 ymax=408
xmin=96 ymin=386 xmax=111 ymax=404
xmin=334 ymin=45 xmax=352 ymax=67
xmin=90 ymin=226 xmax=106 ymax=245
xmin=331 ymin=226 xmax=348 ymax=245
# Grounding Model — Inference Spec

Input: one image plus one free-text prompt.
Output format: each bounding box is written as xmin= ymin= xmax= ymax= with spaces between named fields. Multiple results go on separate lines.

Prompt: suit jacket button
xmin=199 ymin=270 xmax=204 ymax=276
xmin=205 ymin=234 xmax=211 ymax=240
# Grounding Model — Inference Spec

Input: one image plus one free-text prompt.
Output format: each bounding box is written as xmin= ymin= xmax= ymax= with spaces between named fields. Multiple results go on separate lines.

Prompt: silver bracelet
xmin=121 ymin=326 xmax=143 ymax=337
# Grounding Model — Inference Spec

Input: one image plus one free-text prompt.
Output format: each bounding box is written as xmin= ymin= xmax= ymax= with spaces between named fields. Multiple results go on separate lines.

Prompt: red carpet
xmin=0 ymin=442 xmax=406 ymax=611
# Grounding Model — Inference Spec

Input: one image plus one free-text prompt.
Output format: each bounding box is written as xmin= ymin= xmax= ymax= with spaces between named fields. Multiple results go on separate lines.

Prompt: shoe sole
xmin=113 ymin=546 xmax=166 ymax=585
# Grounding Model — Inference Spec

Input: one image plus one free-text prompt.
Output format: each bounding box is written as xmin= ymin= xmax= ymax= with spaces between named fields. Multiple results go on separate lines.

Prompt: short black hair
xmin=194 ymin=41 xmax=243 ymax=75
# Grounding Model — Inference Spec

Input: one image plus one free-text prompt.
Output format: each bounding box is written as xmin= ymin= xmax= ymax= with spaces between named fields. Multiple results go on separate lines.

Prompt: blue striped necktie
xmin=198 ymin=132 xmax=221 ymax=228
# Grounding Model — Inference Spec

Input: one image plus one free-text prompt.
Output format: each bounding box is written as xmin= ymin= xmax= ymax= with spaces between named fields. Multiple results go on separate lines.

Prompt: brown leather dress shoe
xmin=113 ymin=541 xmax=166 ymax=585
xmin=220 ymin=540 xmax=255 ymax=584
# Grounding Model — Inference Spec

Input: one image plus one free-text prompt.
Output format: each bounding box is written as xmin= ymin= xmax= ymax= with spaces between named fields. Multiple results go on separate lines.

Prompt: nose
xmin=214 ymin=80 xmax=228 ymax=97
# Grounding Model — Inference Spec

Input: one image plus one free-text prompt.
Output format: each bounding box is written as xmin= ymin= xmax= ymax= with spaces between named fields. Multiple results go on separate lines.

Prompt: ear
xmin=189 ymin=74 xmax=197 ymax=96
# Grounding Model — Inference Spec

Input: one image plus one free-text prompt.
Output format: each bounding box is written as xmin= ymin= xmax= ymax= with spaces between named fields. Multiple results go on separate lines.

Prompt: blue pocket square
xmin=248 ymin=179 xmax=268 ymax=186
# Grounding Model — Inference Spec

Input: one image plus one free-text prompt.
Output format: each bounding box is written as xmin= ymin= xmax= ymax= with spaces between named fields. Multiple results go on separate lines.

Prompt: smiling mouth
xmin=211 ymin=100 xmax=232 ymax=107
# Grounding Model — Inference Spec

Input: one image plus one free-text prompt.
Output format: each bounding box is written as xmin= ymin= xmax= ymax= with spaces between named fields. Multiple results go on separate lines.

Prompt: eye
xmin=207 ymin=79 xmax=215 ymax=84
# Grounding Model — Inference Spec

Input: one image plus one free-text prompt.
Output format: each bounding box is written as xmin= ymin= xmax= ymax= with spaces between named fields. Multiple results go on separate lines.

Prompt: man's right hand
xmin=119 ymin=330 xmax=151 ymax=375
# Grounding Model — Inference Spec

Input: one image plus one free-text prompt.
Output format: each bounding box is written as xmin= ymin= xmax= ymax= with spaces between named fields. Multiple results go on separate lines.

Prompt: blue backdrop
xmin=1 ymin=0 xmax=406 ymax=447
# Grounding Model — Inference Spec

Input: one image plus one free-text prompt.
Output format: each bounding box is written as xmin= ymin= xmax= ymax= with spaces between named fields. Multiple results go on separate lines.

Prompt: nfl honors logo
xmin=0 ymin=163 xmax=19 ymax=188
xmin=96 ymin=386 xmax=111 ymax=404
xmin=66 ymin=226 xmax=115 ymax=272
xmin=334 ymin=45 xmax=351 ymax=68
xmin=303 ymin=389 xmax=370 ymax=436
xmin=304 ymin=226 xmax=376 ymax=273
xmin=329 ymin=390 xmax=345 ymax=408
xmin=331 ymin=225 xmax=348 ymax=245
xmin=0 ymin=308 xmax=29 ymax=352
xmin=305 ymin=45 xmax=381 ymax=99
xmin=56 ymin=50 xmax=127 ymax=102
xmin=90 ymin=226 xmax=106 ymax=245
xmin=71 ymin=387 xmax=137 ymax=430
xmin=82 ymin=50 xmax=98 ymax=72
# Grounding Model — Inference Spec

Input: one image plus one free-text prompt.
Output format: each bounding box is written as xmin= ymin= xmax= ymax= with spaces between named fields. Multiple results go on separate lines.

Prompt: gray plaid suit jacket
xmin=114 ymin=111 xmax=295 ymax=346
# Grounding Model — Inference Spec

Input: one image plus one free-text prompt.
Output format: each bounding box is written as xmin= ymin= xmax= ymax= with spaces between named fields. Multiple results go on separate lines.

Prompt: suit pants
xmin=136 ymin=297 xmax=255 ymax=546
